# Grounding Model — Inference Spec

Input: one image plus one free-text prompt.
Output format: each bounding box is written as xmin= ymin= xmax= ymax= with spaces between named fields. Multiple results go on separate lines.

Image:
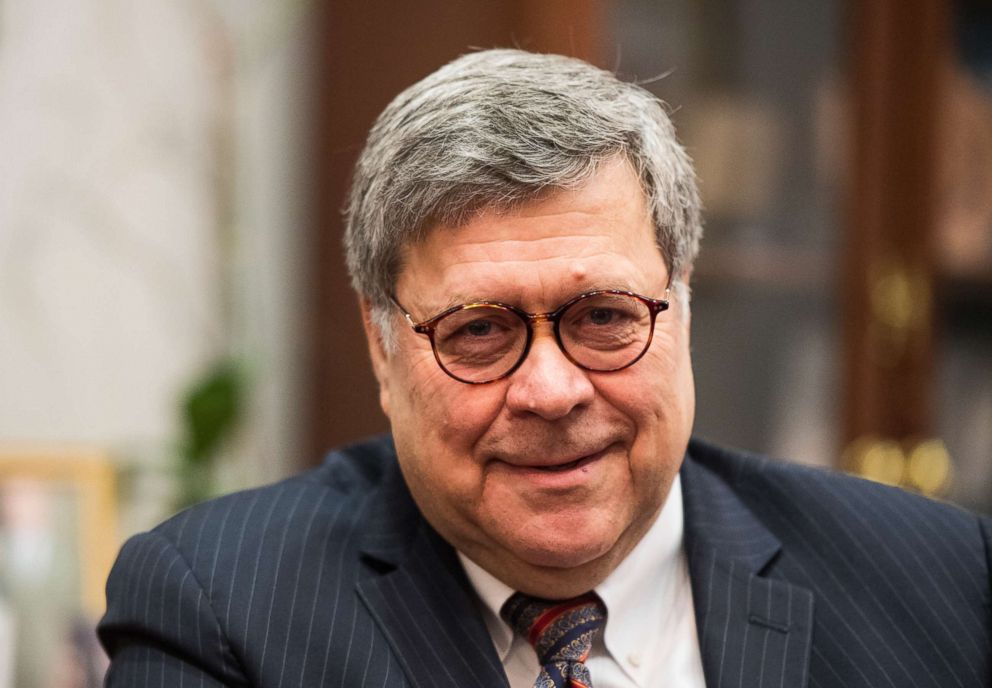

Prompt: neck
xmin=457 ymin=505 xmax=662 ymax=599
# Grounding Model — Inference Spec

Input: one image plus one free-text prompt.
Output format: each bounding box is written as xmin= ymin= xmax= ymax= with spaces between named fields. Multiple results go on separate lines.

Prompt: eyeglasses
xmin=392 ymin=289 xmax=670 ymax=384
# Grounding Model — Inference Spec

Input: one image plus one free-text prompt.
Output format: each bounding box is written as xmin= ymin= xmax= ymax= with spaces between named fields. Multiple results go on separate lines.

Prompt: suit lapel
xmin=682 ymin=446 xmax=814 ymax=688
xmin=353 ymin=439 xmax=813 ymax=688
xmin=356 ymin=462 xmax=508 ymax=688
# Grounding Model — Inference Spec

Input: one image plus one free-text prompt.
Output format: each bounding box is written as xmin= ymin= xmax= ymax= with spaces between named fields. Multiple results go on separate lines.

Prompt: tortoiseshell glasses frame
xmin=390 ymin=289 xmax=670 ymax=384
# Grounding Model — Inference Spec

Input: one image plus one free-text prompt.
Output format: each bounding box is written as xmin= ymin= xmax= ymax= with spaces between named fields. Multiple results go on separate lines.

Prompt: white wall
xmin=0 ymin=0 xmax=309 ymax=527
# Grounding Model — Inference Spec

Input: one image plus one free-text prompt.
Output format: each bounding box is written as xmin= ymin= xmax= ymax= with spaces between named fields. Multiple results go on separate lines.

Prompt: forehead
xmin=396 ymin=160 xmax=667 ymax=311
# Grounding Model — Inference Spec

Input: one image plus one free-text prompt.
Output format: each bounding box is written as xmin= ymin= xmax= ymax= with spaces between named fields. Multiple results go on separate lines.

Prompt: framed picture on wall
xmin=0 ymin=448 xmax=117 ymax=688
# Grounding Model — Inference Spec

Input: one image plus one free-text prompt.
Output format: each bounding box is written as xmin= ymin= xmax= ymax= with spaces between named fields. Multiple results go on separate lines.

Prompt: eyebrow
xmin=419 ymin=281 xmax=646 ymax=316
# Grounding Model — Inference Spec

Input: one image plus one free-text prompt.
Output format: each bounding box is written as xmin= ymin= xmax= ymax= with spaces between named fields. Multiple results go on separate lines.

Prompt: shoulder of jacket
xmin=147 ymin=434 xmax=397 ymax=557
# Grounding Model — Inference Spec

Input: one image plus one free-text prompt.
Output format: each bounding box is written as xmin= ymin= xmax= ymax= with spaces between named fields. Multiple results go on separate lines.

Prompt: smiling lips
xmin=497 ymin=445 xmax=610 ymax=473
xmin=532 ymin=453 xmax=597 ymax=472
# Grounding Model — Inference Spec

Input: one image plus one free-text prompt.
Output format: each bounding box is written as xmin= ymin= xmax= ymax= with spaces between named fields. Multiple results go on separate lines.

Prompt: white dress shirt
xmin=458 ymin=475 xmax=707 ymax=688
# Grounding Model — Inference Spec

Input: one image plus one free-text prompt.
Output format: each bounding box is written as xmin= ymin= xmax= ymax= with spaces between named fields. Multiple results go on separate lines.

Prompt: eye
xmin=463 ymin=319 xmax=494 ymax=337
xmin=446 ymin=315 xmax=510 ymax=342
xmin=435 ymin=307 xmax=520 ymax=347
xmin=587 ymin=308 xmax=617 ymax=326
xmin=570 ymin=303 xmax=636 ymax=329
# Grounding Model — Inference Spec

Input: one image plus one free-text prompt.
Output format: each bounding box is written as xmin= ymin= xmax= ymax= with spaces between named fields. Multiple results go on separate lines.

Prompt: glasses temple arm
xmin=389 ymin=295 xmax=418 ymax=327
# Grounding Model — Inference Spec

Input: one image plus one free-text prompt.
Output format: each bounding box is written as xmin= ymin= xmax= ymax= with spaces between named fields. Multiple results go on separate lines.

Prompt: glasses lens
xmin=559 ymin=293 xmax=652 ymax=370
xmin=432 ymin=305 xmax=527 ymax=382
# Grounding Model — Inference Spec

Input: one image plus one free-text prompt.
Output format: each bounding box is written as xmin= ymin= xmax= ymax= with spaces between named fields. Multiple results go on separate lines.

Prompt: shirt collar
xmin=459 ymin=546 xmax=516 ymax=659
xmin=458 ymin=475 xmax=686 ymax=663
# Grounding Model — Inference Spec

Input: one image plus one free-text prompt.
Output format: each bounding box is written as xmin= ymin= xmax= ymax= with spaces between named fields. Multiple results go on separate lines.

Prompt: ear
xmin=359 ymin=299 xmax=392 ymax=418
xmin=674 ymin=268 xmax=693 ymax=328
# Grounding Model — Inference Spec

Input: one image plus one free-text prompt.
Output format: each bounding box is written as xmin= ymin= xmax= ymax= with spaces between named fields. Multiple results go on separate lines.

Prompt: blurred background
xmin=0 ymin=1 xmax=989 ymax=686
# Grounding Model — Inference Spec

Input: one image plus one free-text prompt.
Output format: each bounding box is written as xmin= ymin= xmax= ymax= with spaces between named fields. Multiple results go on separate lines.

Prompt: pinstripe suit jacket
xmin=99 ymin=436 xmax=992 ymax=687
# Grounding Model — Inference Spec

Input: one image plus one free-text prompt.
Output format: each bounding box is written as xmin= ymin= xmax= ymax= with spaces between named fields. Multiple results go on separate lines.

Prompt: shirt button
xmin=627 ymin=652 xmax=642 ymax=668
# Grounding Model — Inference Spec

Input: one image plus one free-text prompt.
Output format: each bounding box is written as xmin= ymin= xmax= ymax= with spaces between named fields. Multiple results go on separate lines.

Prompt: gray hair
xmin=344 ymin=49 xmax=701 ymax=341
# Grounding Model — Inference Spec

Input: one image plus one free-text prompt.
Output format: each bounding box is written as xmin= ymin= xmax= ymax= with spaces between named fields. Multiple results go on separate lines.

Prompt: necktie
xmin=501 ymin=592 xmax=607 ymax=688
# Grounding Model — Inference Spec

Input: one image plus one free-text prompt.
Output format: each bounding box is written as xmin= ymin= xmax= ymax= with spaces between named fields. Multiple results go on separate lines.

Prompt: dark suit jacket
xmin=99 ymin=436 xmax=992 ymax=687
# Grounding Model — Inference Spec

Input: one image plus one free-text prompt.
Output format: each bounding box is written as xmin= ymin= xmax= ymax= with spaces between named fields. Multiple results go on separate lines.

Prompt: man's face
xmin=366 ymin=159 xmax=695 ymax=595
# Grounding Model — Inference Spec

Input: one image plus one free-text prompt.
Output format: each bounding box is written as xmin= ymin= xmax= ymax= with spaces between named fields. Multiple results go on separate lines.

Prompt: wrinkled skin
xmin=363 ymin=158 xmax=695 ymax=598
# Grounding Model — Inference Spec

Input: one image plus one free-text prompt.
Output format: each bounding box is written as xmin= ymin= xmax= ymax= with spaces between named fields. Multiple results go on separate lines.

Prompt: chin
xmin=521 ymin=548 xmax=607 ymax=571
xmin=509 ymin=525 xmax=618 ymax=571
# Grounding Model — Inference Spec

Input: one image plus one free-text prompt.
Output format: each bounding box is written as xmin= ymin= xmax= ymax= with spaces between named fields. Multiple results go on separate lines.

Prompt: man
xmin=99 ymin=50 xmax=991 ymax=688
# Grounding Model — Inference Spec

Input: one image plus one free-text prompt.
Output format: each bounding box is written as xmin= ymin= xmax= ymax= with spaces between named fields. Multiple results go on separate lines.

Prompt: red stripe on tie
xmin=526 ymin=594 xmax=597 ymax=646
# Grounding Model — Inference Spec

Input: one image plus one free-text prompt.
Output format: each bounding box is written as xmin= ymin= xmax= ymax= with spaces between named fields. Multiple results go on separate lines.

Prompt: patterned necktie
xmin=501 ymin=591 xmax=607 ymax=688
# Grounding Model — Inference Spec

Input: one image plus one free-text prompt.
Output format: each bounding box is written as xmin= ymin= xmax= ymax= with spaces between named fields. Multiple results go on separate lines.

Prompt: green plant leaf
xmin=180 ymin=359 xmax=245 ymax=465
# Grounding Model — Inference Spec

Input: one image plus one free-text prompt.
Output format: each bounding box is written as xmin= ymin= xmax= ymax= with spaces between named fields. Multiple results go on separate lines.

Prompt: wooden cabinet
xmin=304 ymin=0 xmax=992 ymax=512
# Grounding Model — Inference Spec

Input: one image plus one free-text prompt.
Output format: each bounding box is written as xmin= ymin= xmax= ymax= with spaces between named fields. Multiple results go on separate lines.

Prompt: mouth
xmin=529 ymin=453 xmax=598 ymax=472
xmin=493 ymin=445 xmax=612 ymax=482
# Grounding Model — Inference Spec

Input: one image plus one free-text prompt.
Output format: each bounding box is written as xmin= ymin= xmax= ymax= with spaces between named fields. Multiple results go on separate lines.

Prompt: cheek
xmin=644 ymin=322 xmax=693 ymax=406
xmin=597 ymin=329 xmax=694 ymax=471
xmin=436 ymin=393 xmax=506 ymax=450
xmin=387 ymin=354 xmax=510 ymax=538
xmin=387 ymin=348 xmax=506 ymax=458
xmin=617 ymin=334 xmax=689 ymax=413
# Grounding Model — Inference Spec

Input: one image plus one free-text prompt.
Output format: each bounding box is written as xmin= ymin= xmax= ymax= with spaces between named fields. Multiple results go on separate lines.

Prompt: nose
xmin=504 ymin=332 xmax=595 ymax=420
